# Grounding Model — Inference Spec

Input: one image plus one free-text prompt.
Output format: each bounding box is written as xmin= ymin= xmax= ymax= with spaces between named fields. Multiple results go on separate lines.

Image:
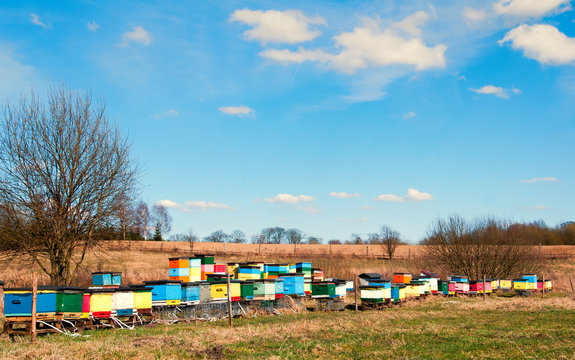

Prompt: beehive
xmin=438 ymin=281 xmax=455 ymax=295
xmin=469 ymin=281 xmax=484 ymax=295
xmin=360 ymin=285 xmax=384 ymax=303
xmin=169 ymin=257 xmax=201 ymax=282
xmin=391 ymin=284 xmax=406 ymax=302
xmin=304 ymin=280 xmax=312 ymax=295
xmin=237 ymin=265 xmax=262 ymax=280
xmin=393 ymin=273 xmax=412 ymax=284
xmin=418 ymin=276 xmax=438 ymax=294
xmin=311 ymin=281 xmax=335 ymax=299
xmin=404 ymin=283 xmax=421 ymax=298
xmin=358 ymin=273 xmax=382 ymax=287
xmin=522 ymin=274 xmax=537 ymax=291
xmin=4 ymin=286 xmax=59 ymax=317
xmin=500 ymin=279 xmax=513 ymax=292
xmin=143 ymin=280 xmax=182 ymax=306
xmin=90 ymin=288 xmax=115 ymax=318
xmin=333 ymin=280 xmax=347 ymax=299
xmin=513 ymin=279 xmax=528 ymax=292
xmin=130 ymin=285 xmax=152 ymax=315
xmin=56 ymin=287 xmax=84 ymax=319
xmin=448 ymin=275 xmax=469 ymax=283
xmin=278 ymin=273 xmax=305 ymax=296
xmin=545 ymin=280 xmax=553 ymax=292
xmin=312 ymin=268 xmax=324 ymax=282
xmin=92 ymin=272 xmax=112 ymax=286
xmin=181 ymin=282 xmax=201 ymax=305
xmin=345 ymin=280 xmax=354 ymax=292
xmin=240 ymin=281 xmax=254 ymax=300
xmin=253 ymin=280 xmax=275 ymax=301
xmin=274 ymin=279 xmax=285 ymax=299
xmin=411 ymin=279 xmax=431 ymax=295
xmin=210 ymin=281 xmax=241 ymax=302
xmin=199 ymin=282 xmax=211 ymax=303
xmin=112 ymin=287 xmax=135 ymax=316
xmin=195 ymin=255 xmax=215 ymax=281
xmin=214 ymin=263 xmax=227 ymax=275
xmin=296 ymin=262 xmax=312 ymax=281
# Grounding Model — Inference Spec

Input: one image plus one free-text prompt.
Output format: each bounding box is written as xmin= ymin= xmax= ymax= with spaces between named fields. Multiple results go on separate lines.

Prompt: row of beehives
xmin=359 ymin=272 xmax=553 ymax=305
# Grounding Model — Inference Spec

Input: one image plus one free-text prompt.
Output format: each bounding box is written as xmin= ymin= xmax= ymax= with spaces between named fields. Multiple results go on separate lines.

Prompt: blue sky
xmin=1 ymin=0 xmax=574 ymax=243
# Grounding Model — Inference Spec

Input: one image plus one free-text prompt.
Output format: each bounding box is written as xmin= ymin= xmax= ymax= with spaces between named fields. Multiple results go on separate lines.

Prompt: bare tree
xmin=229 ymin=230 xmax=246 ymax=243
xmin=286 ymin=228 xmax=304 ymax=244
xmin=262 ymin=227 xmax=287 ymax=244
xmin=422 ymin=215 xmax=541 ymax=279
xmin=204 ymin=230 xmax=228 ymax=243
xmin=134 ymin=201 xmax=151 ymax=240
xmin=378 ymin=226 xmax=402 ymax=260
xmin=116 ymin=192 xmax=137 ymax=242
xmin=0 ymin=85 xmax=139 ymax=285
xmin=152 ymin=204 xmax=172 ymax=240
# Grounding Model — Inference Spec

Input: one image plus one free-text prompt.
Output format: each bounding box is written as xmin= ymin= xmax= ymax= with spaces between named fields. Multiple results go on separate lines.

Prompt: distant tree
xmin=153 ymin=204 xmax=172 ymax=240
xmin=262 ymin=227 xmax=287 ymax=244
xmin=328 ymin=239 xmax=341 ymax=245
xmin=307 ymin=236 xmax=321 ymax=244
xmin=286 ymin=228 xmax=304 ymax=244
xmin=152 ymin=223 xmax=163 ymax=241
xmin=0 ymin=85 xmax=139 ymax=285
xmin=204 ymin=230 xmax=228 ymax=243
xmin=134 ymin=201 xmax=151 ymax=240
xmin=116 ymin=192 xmax=137 ymax=241
xmin=351 ymin=233 xmax=363 ymax=245
xmin=378 ymin=226 xmax=402 ymax=260
xmin=229 ymin=230 xmax=246 ymax=243
xmin=251 ymin=233 xmax=266 ymax=244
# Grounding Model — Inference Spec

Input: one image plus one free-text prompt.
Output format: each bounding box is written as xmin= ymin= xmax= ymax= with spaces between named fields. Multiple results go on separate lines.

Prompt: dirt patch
xmin=193 ymin=345 xmax=224 ymax=359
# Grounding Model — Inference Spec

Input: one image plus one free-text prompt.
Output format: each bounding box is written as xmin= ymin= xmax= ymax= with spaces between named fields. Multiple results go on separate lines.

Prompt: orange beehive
xmin=393 ymin=273 xmax=412 ymax=284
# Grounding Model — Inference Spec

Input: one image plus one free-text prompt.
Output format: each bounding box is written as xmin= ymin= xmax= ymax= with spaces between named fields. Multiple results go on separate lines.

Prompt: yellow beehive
xmin=545 ymin=280 xmax=552 ymax=291
xmin=500 ymin=279 xmax=512 ymax=289
xmin=133 ymin=290 xmax=152 ymax=310
xmin=513 ymin=280 xmax=528 ymax=291
xmin=210 ymin=282 xmax=241 ymax=301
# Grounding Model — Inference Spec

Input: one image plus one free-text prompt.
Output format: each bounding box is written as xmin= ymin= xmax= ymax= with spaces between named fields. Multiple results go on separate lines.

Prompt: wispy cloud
xmin=375 ymin=188 xmax=433 ymax=202
xmin=522 ymin=205 xmax=549 ymax=211
xmin=260 ymin=193 xmax=316 ymax=204
xmin=296 ymin=205 xmax=322 ymax=214
xmin=30 ymin=13 xmax=51 ymax=29
xmin=155 ymin=109 xmax=179 ymax=119
xmin=493 ymin=0 xmax=571 ymax=18
xmin=120 ymin=26 xmax=151 ymax=46
xmin=521 ymin=177 xmax=558 ymax=183
xmin=230 ymin=9 xmax=326 ymax=45
xmin=330 ymin=192 xmax=360 ymax=198
xmin=360 ymin=205 xmax=376 ymax=210
xmin=403 ymin=111 xmax=416 ymax=119
xmin=468 ymin=85 xmax=520 ymax=98
xmin=154 ymin=199 xmax=236 ymax=212
xmin=218 ymin=105 xmax=255 ymax=118
xmin=87 ymin=20 xmax=100 ymax=31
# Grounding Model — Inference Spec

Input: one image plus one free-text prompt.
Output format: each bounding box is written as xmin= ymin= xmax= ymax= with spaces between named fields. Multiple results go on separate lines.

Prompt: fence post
xmin=366 ymin=246 xmax=369 ymax=258
xmin=570 ymin=277 xmax=575 ymax=295
xmin=31 ymin=272 xmax=37 ymax=343
xmin=354 ymin=274 xmax=358 ymax=313
xmin=224 ymin=242 xmax=226 ymax=255
xmin=541 ymin=274 xmax=545 ymax=299
xmin=226 ymin=270 xmax=233 ymax=328
xmin=0 ymin=280 xmax=4 ymax=319
xmin=294 ymin=243 xmax=297 ymax=255
xmin=259 ymin=243 xmax=261 ymax=256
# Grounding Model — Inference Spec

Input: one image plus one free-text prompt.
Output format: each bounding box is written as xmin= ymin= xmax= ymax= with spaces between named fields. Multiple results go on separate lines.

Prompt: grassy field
xmin=0 ymin=294 xmax=574 ymax=359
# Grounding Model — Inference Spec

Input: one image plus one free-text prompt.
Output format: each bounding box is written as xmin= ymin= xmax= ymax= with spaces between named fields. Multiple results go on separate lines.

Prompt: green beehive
xmin=195 ymin=254 xmax=215 ymax=265
xmin=311 ymin=281 xmax=335 ymax=299
xmin=241 ymin=281 xmax=254 ymax=300
xmin=56 ymin=287 xmax=85 ymax=318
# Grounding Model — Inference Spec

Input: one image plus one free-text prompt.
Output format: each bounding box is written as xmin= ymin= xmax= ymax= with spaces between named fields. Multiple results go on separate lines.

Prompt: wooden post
xmin=226 ymin=271 xmax=233 ymax=328
xmin=354 ymin=274 xmax=358 ymax=313
xmin=31 ymin=272 xmax=38 ymax=343
xmin=259 ymin=243 xmax=261 ymax=255
xmin=366 ymin=246 xmax=369 ymax=258
xmin=570 ymin=277 xmax=575 ymax=295
xmin=482 ymin=275 xmax=486 ymax=302
xmin=330 ymin=244 xmax=332 ymax=257
xmin=223 ymin=242 xmax=226 ymax=255
xmin=294 ymin=243 xmax=297 ymax=255
xmin=541 ymin=274 xmax=545 ymax=299
xmin=0 ymin=281 xmax=4 ymax=322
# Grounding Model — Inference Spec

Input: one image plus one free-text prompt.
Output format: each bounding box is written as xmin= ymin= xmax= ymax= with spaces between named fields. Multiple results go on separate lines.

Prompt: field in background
xmin=1 ymin=295 xmax=574 ymax=359
xmin=1 ymin=241 xmax=575 ymax=291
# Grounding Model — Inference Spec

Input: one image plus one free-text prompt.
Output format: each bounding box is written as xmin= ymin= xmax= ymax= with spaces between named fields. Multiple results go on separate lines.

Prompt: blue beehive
xmin=169 ymin=267 xmax=190 ymax=277
xmin=111 ymin=272 xmax=122 ymax=286
xmin=181 ymin=282 xmax=201 ymax=305
xmin=4 ymin=286 xmax=60 ymax=317
xmin=273 ymin=279 xmax=284 ymax=299
xmin=368 ymin=279 xmax=391 ymax=288
xmin=279 ymin=274 xmax=305 ymax=296
xmin=143 ymin=280 xmax=182 ymax=306
xmin=92 ymin=272 xmax=112 ymax=286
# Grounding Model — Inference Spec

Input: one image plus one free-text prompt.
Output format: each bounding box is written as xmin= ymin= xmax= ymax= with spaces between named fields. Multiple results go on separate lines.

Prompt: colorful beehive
xmin=247 ymin=262 xmax=266 ymax=279
xmin=210 ymin=281 xmax=241 ymax=302
xmin=359 ymin=273 xmax=381 ymax=286
xmin=360 ymin=285 xmax=385 ymax=303
xmin=391 ymin=284 xmax=406 ymax=302
xmin=404 ymin=283 xmax=422 ymax=298
xmin=273 ymin=279 xmax=285 ymax=299
xmin=92 ymin=272 xmax=122 ymax=286
xmin=368 ymin=279 xmax=391 ymax=300
xmin=237 ymin=265 xmax=262 ymax=280
xmin=438 ymin=281 xmax=456 ymax=296
xmin=304 ymin=281 xmax=312 ymax=296
xmin=311 ymin=281 xmax=335 ymax=299
xmin=196 ymin=254 xmax=215 ymax=281
xmin=544 ymin=280 xmax=553 ymax=292
xmin=143 ymin=280 xmax=182 ymax=306
xmin=500 ymin=279 xmax=513 ymax=292
xmin=4 ymin=286 xmax=59 ymax=317
xmin=253 ymin=280 xmax=275 ymax=301
xmin=90 ymin=288 xmax=115 ymax=318
xmin=289 ymin=264 xmax=296 ymax=273
xmin=448 ymin=275 xmax=469 ymax=283
xmin=449 ymin=276 xmax=469 ymax=295
xmin=469 ymin=281 xmax=484 ymax=295
xmin=522 ymin=274 xmax=537 ymax=291
xmin=333 ymin=280 xmax=347 ymax=299
xmin=487 ymin=279 xmax=499 ymax=292
xmin=169 ymin=257 xmax=202 ymax=282
xmin=227 ymin=263 xmax=240 ymax=278
xmin=82 ymin=290 xmax=91 ymax=318
xmin=345 ymin=280 xmax=354 ymax=292
xmin=393 ymin=273 xmax=412 ymax=284
xmin=278 ymin=273 xmax=305 ymax=296
xmin=418 ymin=276 xmax=438 ymax=295
xmin=112 ymin=287 xmax=135 ymax=316
xmin=206 ymin=274 xmax=228 ymax=282
xmin=181 ymin=282 xmax=201 ymax=305
xmin=513 ymin=279 xmax=528 ymax=293
xmin=411 ymin=278 xmax=431 ymax=295
xmin=214 ymin=263 xmax=227 ymax=275
xmin=241 ymin=281 xmax=254 ymax=300
xmin=129 ymin=285 xmax=152 ymax=315
xmin=56 ymin=287 xmax=85 ymax=319
xmin=296 ymin=262 xmax=313 ymax=281
xmin=312 ymin=268 xmax=325 ymax=282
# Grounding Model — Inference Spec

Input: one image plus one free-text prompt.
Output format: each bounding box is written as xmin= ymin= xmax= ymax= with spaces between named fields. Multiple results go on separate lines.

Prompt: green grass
xmin=1 ymin=296 xmax=574 ymax=359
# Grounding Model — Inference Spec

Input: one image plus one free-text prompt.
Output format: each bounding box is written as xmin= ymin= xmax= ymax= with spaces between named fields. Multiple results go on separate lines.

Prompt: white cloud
xmin=360 ymin=205 xmax=376 ymax=210
xmin=403 ymin=111 xmax=416 ymax=119
xmin=330 ymin=192 xmax=360 ymax=198
xmin=154 ymin=199 xmax=236 ymax=212
xmin=522 ymin=205 xmax=549 ymax=211
xmin=259 ymin=13 xmax=447 ymax=74
xmin=296 ymin=205 xmax=321 ymax=214
xmin=263 ymin=193 xmax=316 ymax=204
xmin=30 ymin=13 xmax=50 ymax=29
xmin=494 ymin=0 xmax=571 ymax=17
xmin=464 ymin=7 xmax=489 ymax=21
xmin=522 ymin=177 xmax=559 ymax=183
xmin=468 ymin=85 xmax=512 ymax=98
xmin=375 ymin=188 xmax=433 ymax=203
xmin=184 ymin=201 xmax=236 ymax=212
xmin=218 ymin=105 xmax=255 ymax=118
xmin=87 ymin=21 xmax=100 ymax=31
xmin=230 ymin=9 xmax=326 ymax=44
xmin=121 ymin=26 xmax=151 ymax=46
xmin=499 ymin=24 xmax=575 ymax=65
xmin=0 ymin=46 xmax=38 ymax=98
xmin=155 ymin=109 xmax=179 ymax=119
xmin=391 ymin=11 xmax=430 ymax=37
